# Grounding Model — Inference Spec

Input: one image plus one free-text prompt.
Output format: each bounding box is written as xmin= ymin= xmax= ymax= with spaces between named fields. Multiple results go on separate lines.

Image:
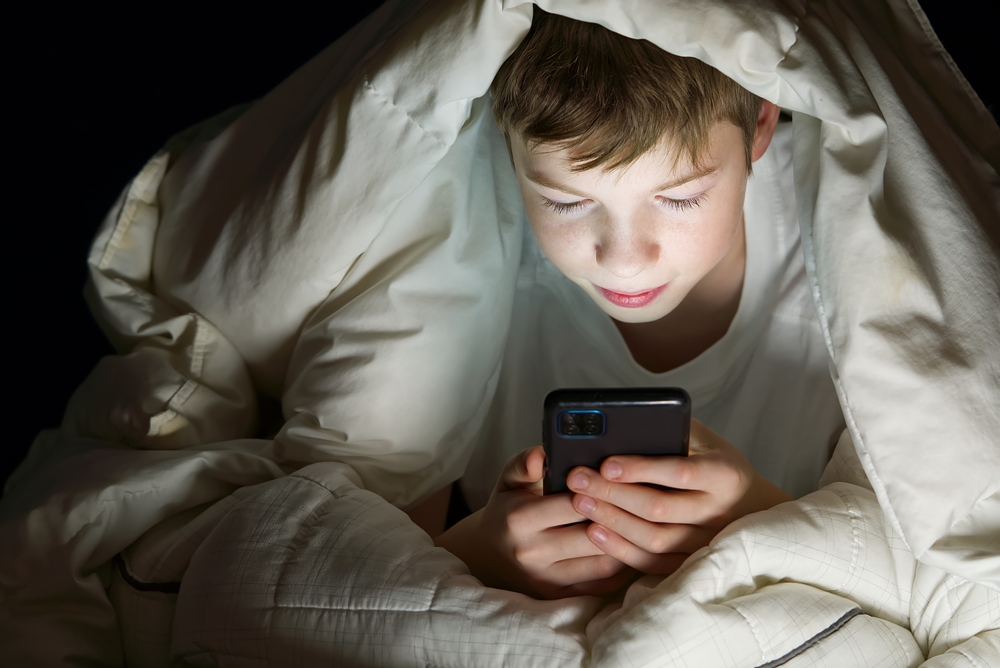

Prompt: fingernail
xmin=591 ymin=526 xmax=608 ymax=543
xmin=578 ymin=496 xmax=596 ymax=513
xmin=569 ymin=472 xmax=589 ymax=490
xmin=605 ymin=461 xmax=622 ymax=479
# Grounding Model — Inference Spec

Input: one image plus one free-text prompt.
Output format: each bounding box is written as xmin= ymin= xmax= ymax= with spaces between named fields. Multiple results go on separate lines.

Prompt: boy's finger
xmin=572 ymin=494 xmax=714 ymax=554
xmin=567 ymin=468 xmax=720 ymax=524
xmin=503 ymin=492 xmax=587 ymax=532
xmin=505 ymin=524 xmax=608 ymax=579
xmin=543 ymin=554 xmax=630 ymax=588
xmin=596 ymin=419 xmax=736 ymax=489
xmin=688 ymin=418 xmax=724 ymax=455
xmin=599 ymin=454 xmax=707 ymax=491
xmin=585 ymin=524 xmax=691 ymax=576
xmin=498 ymin=445 xmax=546 ymax=491
xmin=537 ymin=522 xmax=610 ymax=561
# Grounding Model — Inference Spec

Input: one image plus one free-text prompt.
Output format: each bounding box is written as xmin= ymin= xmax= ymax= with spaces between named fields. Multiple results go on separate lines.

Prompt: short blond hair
xmin=492 ymin=8 xmax=763 ymax=173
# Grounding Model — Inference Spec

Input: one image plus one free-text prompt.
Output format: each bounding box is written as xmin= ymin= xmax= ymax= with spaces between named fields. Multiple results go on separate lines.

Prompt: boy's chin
xmin=606 ymin=308 xmax=670 ymax=324
xmin=592 ymin=298 xmax=676 ymax=324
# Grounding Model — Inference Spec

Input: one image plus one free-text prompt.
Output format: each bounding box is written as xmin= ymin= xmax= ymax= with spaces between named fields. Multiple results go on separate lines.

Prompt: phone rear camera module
xmin=559 ymin=410 xmax=605 ymax=437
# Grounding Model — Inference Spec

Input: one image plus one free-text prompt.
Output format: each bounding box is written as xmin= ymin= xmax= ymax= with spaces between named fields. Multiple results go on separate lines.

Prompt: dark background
xmin=2 ymin=2 xmax=996 ymax=492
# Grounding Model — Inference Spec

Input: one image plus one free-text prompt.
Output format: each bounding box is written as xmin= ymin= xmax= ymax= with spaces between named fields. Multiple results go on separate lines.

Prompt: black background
xmin=2 ymin=2 xmax=996 ymax=492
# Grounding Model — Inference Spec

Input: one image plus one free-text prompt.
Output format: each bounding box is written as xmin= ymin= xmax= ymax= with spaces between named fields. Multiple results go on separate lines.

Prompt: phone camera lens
xmin=581 ymin=413 xmax=603 ymax=435
xmin=560 ymin=413 xmax=581 ymax=435
xmin=559 ymin=411 xmax=604 ymax=436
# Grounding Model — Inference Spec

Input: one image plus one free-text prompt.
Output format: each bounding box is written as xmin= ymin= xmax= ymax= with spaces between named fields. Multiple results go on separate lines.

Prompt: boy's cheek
xmin=528 ymin=214 xmax=590 ymax=248
xmin=529 ymin=225 xmax=592 ymax=278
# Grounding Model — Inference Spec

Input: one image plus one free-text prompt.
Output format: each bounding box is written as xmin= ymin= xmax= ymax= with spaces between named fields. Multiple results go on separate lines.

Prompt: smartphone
xmin=542 ymin=387 xmax=690 ymax=494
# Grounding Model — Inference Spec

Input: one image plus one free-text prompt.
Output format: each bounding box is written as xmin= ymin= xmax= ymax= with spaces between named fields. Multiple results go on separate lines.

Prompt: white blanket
xmin=1 ymin=0 xmax=998 ymax=665
xmin=116 ymin=436 xmax=996 ymax=667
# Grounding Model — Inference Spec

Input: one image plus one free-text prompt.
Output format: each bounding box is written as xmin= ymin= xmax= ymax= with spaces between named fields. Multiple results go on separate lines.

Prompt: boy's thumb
xmin=499 ymin=446 xmax=545 ymax=491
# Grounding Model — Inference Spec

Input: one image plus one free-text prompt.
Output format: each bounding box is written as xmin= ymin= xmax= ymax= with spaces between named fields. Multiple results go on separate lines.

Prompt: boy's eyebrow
xmin=651 ymin=166 xmax=719 ymax=193
xmin=525 ymin=166 xmax=718 ymax=198
xmin=524 ymin=172 xmax=590 ymax=198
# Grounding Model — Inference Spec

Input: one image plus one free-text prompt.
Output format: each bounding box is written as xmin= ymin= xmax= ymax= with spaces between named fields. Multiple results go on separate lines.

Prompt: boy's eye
xmin=658 ymin=194 xmax=705 ymax=212
xmin=541 ymin=198 xmax=590 ymax=214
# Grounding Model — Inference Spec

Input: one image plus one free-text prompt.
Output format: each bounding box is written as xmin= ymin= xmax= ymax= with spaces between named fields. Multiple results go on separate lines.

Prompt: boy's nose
xmin=595 ymin=219 xmax=660 ymax=279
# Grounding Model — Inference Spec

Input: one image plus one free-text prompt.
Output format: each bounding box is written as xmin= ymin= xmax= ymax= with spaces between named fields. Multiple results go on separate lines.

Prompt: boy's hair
xmin=492 ymin=9 xmax=763 ymax=173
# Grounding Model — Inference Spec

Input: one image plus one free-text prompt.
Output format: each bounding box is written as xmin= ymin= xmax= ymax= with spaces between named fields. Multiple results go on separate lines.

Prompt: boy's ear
xmin=751 ymin=101 xmax=782 ymax=163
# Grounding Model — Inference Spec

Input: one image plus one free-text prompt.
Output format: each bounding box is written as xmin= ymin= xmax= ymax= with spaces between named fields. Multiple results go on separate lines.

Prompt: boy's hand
xmin=434 ymin=446 xmax=635 ymax=599
xmin=567 ymin=419 xmax=792 ymax=576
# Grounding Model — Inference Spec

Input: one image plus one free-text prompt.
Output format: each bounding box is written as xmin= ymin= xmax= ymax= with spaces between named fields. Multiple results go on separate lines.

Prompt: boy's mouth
xmin=596 ymin=284 xmax=667 ymax=308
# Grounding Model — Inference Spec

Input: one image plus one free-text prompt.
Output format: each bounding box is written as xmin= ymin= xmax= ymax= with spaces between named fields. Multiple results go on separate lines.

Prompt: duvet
xmin=1 ymin=1 xmax=998 ymax=666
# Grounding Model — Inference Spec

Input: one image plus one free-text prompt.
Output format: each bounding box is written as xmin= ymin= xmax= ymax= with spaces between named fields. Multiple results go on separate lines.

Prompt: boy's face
xmin=511 ymin=121 xmax=760 ymax=324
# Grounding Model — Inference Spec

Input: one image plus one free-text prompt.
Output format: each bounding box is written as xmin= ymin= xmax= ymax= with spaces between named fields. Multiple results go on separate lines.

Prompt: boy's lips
xmin=596 ymin=284 xmax=668 ymax=308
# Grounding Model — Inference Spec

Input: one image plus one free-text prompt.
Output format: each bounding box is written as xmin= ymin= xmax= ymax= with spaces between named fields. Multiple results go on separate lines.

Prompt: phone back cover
xmin=543 ymin=388 xmax=690 ymax=494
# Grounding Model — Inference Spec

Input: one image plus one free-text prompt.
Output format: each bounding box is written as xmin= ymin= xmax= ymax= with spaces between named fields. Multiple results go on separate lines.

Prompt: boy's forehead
xmin=514 ymin=133 xmax=717 ymax=185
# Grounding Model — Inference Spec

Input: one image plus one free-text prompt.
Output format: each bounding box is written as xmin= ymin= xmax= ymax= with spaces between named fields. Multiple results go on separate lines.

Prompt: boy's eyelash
xmin=659 ymin=195 xmax=705 ymax=211
xmin=541 ymin=195 xmax=706 ymax=215
xmin=541 ymin=198 xmax=589 ymax=214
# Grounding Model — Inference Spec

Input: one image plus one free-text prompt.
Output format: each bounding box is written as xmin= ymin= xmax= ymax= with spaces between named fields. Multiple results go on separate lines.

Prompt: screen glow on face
xmin=511 ymin=122 xmax=752 ymax=324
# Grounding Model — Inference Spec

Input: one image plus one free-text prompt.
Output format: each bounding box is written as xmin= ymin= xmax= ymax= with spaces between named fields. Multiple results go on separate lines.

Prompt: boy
xmin=426 ymin=10 xmax=846 ymax=599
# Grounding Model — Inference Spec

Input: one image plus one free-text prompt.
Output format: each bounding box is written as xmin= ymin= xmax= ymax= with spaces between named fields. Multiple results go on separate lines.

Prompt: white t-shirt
xmin=460 ymin=122 xmax=846 ymax=508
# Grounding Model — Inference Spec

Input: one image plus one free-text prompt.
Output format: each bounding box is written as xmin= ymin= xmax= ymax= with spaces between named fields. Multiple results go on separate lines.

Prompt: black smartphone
xmin=542 ymin=387 xmax=691 ymax=494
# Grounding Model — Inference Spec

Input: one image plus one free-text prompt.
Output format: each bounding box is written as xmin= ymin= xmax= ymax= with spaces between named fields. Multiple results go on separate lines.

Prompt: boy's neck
xmin=613 ymin=219 xmax=746 ymax=374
